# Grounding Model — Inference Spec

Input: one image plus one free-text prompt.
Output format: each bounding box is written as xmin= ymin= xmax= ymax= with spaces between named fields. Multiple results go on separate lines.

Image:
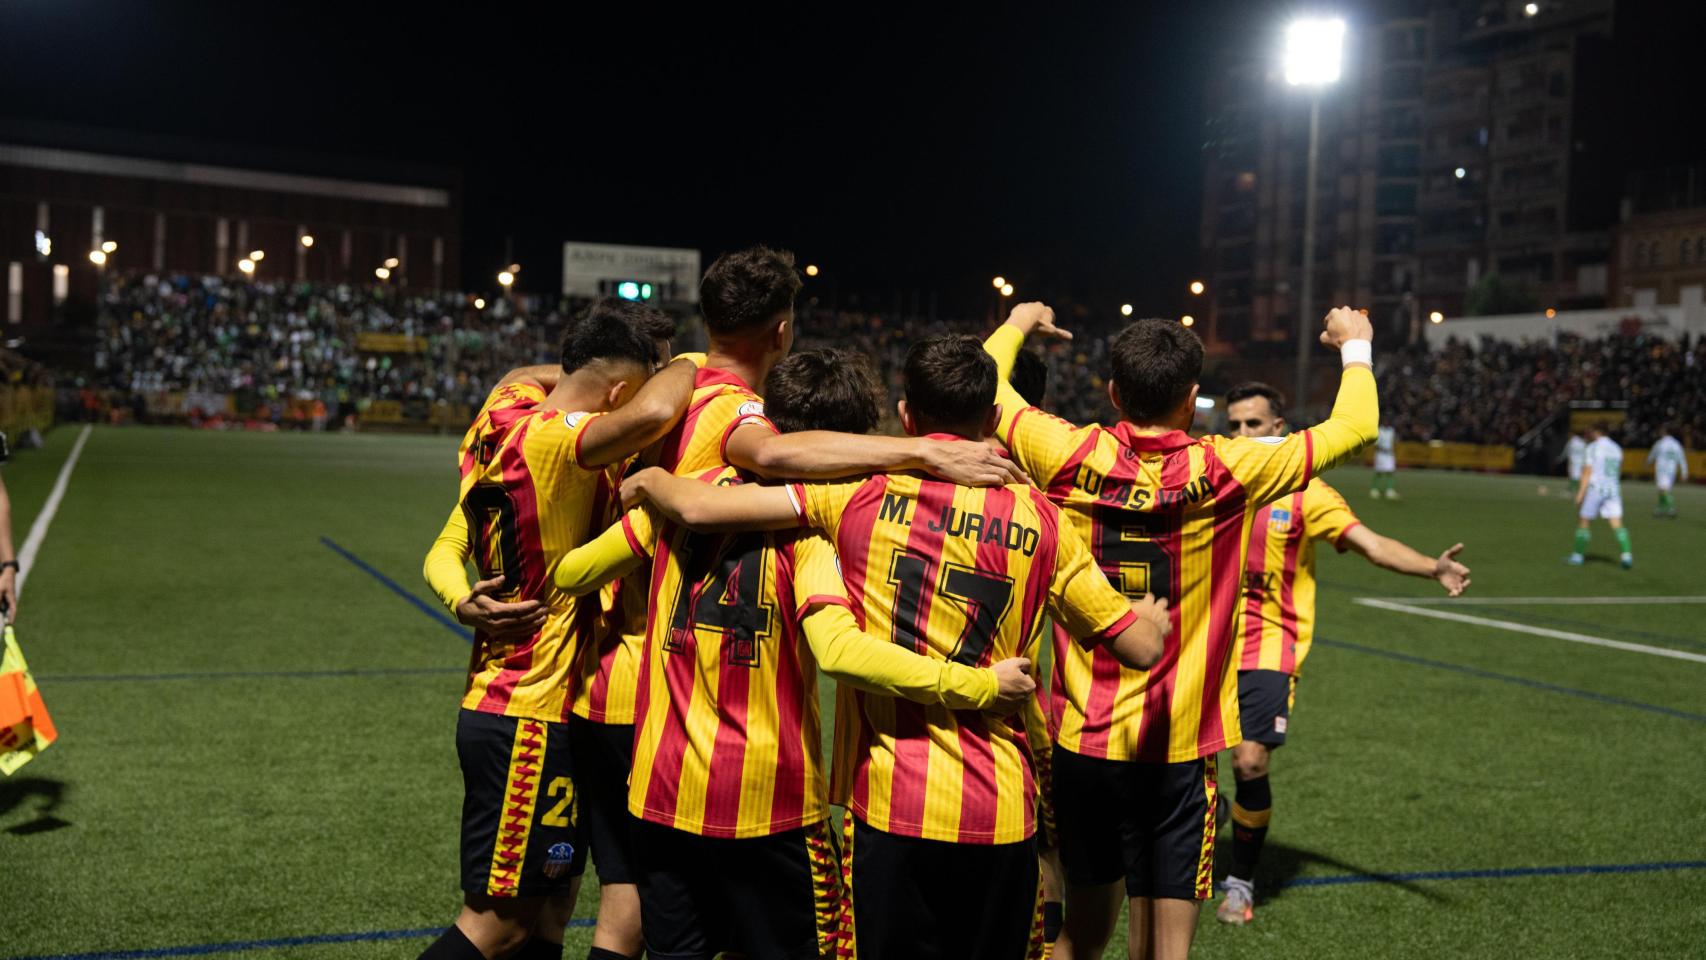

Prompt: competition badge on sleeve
xmin=0 ymin=623 xmax=58 ymax=775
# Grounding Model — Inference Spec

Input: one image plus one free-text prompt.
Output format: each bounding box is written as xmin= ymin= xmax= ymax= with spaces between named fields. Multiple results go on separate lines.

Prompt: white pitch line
xmin=1352 ymin=597 xmax=1706 ymax=664
xmin=1372 ymin=596 xmax=1706 ymax=606
xmin=16 ymin=424 xmax=93 ymax=597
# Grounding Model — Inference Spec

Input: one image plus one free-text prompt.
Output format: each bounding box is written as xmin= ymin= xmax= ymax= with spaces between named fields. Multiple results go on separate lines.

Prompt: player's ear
xmin=1184 ymin=384 xmax=1200 ymax=422
xmin=897 ymin=400 xmax=919 ymax=437
xmin=1107 ymin=381 xmax=1122 ymax=418
xmin=605 ymin=380 xmax=629 ymax=410
xmin=982 ymin=403 xmax=1001 ymax=439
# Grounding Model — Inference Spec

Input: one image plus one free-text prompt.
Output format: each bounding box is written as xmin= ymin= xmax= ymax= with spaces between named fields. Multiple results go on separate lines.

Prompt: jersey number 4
xmin=886 ymin=551 xmax=1015 ymax=667
xmin=666 ymin=532 xmax=776 ymax=668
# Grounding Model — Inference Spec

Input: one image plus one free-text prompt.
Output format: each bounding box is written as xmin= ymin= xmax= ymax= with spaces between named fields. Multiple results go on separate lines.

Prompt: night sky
xmin=1 ymin=1 xmax=1701 ymax=318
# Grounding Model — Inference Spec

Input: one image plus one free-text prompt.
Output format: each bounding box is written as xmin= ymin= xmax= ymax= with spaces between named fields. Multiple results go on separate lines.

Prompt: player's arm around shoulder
xmin=576 ymin=356 xmax=700 ymax=468
xmin=1044 ymin=517 xmax=1171 ymax=671
xmin=621 ymin=465 xmax=805 ymax=532
xmin=549 ymin=505 xmax=655 ymax=597
xmin=727 ymin=419 xmax=1026 ymax=488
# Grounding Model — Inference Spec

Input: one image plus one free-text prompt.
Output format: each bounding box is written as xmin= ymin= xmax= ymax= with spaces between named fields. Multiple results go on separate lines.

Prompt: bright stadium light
xmin=1454 ymin=167 xmax=1467 ymax=179
xmin=473 ymin=297 xmax=486 ymax=309
xmin=88 ymin=250 xmax=107 ymax=266
xmin=1120 ymin=303 xmax=1134 ymax=316
xmin=238 ymin=258 xmax=256 ymax=275
xmin=1196 ymin=396 xmax=1217 ymax=410
xmin=1283 ymin=17 xmax=1345 ymax=87
xmin=1189 ymin=280 xmax=1205 ymax=295
xmin=384 ymin=257 xmax=399 ymax=269
xmin=1524 ymin=2 xmax=1539 ymax=15
xmin=1545 ymin=307 xmax=1557 ymax=318
xmin=300 ymin=234 xmax=315 ymax=248
xmin=498 ymin=270 xmax=515 ymax=288
xmin=805 ymin=264 xmax=820 ymax=277
xmin=508 ymin=263 xmax=521 ymax=274
xmin=101 ymin=240 xmax=118 ymax=254
xmin=250 ymin=249 xmax=265 ymax=262
xmin=1181 ymin=315 xmax=1196 ymax=327
xmin=992 ymin=276 xmax=1006 ymax=289
xmin=640 ymin=282 xmax=654 ymax=299
xmin=1000 ymin=283 xmax=1015 ymax=297
xmin=34 ymin=231 xmax=51 ymax=257
xmin=1429 ymin=311 xmax=1444 ymax=324
xmin=374 ymin=266 xmax=390 ymax=280
xmin=617 ymin=281 xmax=641 ymax=300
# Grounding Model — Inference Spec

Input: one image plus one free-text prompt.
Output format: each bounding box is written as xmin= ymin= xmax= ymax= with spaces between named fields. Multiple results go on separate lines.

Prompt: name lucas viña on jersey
xmin=877 ymin=491 xmax=1042 ymax=557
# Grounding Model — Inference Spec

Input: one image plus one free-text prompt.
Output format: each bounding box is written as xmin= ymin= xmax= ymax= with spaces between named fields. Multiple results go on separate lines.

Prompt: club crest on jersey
xmin=1269 ymin=507 xmax=1293 ymax=532
xmin=737 ymin=401 xmax=765 ymax=419
xmin=542 ymin=842 xmax=576 ymax=879
xmin=563 ymin=411 xmax=590 ymax=429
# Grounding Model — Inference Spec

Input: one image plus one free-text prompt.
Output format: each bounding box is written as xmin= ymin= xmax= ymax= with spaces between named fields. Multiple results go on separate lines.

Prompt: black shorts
xmin=634 ymin=818 xmax=842 ymax=960
xmin=842 ymin=817 xmax=1040 ymax=960
xmin=1237 ymin=669 xmax=1295 ymax=747
xmin=456 ymin=709 xmax=586 ymax=898
xmin=566 ymin=715 xmax=637 ymax=884
xmin=1052 ymin=748 xmax=1218 ymax=901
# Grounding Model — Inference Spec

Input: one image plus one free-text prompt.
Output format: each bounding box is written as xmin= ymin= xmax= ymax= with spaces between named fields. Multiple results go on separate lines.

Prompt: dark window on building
xmin=1377 ymin=183 xmax=1417 ymax=216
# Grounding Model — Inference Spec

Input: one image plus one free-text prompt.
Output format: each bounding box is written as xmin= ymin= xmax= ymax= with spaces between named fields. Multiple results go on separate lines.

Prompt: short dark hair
xmin=1108 ymin=318 xmax=1203 ymax=423
xmin=700 ymin=246 xmax=802 ymax=336
xmin=763 ymin=349 xmax=882 ymax=435
xmin=560 ymin=298 xmax=675 ymax=374
xmin=903 ymin=335 xmax=997 ymax=434
xmin=1225 ymin=381 xmax=1284 ymax=419
xmin=1009 ymin=348 xmax=1048 ymax=407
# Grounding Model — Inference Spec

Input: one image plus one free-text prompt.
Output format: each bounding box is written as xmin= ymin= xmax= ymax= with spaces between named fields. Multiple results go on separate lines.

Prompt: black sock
xmin=585 ymin=949 xmax=634 ymax=960
xmin=1229 ymin=774 xmax=1273 ymax=882
xmin=1042 ymin=900 xmax=1063 ymax=942
xmin=418 ymin=926 xmax=487 ymax=960
xmin=513 ymin=939 xmax=563 ymax=960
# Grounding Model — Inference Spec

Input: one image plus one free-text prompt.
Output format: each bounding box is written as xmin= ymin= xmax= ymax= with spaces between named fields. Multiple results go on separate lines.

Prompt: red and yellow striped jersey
xmin=1236 ymin=478 xmax=1361 ymax=676
xmin=569 ymin=366 xmax=775 ymax=726
xmin=999 ymin=410 xmax=1333 ymax=763
xmin=623 ymin=470 xmax=851 ymax=839
xmin=455 ymin=383 xmax=622 ymax=722
xmin=791 ymin=464 xmax=1138 ymax=845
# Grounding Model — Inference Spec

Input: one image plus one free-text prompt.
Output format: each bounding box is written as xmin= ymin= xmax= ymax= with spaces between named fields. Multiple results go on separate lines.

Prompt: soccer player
xmin=622 ymin=335 xmax=1173 ymax=960
xmin=546 ymin=347 xmax=1043 ymax=960
xmin=418 ymin=300 xmax=696 ymax=960
xmin=1569 ymin=422 xmax=1632 ymax=569
xmin=1646 ymin=425 xmax=1688 ymax=518
xmin=1370 ymin=423 xmax=1399 ymax=499
xmin=984 ymin=303 xmax=1378 ymax=960
xmin=1213 ymin=381 xmax=1471 ymax=925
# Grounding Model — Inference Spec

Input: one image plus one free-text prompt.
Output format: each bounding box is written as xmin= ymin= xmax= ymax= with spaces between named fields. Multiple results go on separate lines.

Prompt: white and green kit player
xmin=1569 ymin=423 xmax=1632 ymax=569
xmin=1371 ymin=424 xmax=1399 ymax=499
xmin=1645 ymin=427 xmax=1688 ymax=519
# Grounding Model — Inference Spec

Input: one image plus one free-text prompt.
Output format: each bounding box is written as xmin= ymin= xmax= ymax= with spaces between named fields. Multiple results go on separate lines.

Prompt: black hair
xmin=902 ymin=335 xmax=997 ymax=434
xmin=763 ymin=349 xmax=882 ymax=435
xmin=560 ymin=298 xmax=675 ymax=374
xmin=1009 ymin=348 xmax=1049 ymax=407
xmin=1224 ymin=381 xmax=1285 ymax=419
xmin=1108 ymin=318 xmax=1204 ymax=422
xmin=699 ymin=245 xmax=802 ymax=336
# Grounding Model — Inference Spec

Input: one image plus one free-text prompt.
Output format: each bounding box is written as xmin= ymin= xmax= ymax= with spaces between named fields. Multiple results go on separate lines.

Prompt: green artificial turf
xmin=2 ymin=428 xmax=1702 ymax=958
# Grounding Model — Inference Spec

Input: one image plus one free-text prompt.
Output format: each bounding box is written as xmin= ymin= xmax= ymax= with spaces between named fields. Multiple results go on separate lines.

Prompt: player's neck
xmin=544 ymin=375 xmax=610 ymax=414
xmin=704 ymin=344 xmax=773 ymax=395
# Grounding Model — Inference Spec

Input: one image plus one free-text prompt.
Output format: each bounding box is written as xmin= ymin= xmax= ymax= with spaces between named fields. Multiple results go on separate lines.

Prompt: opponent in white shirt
xmin=1371 ymin=424 xmax=1399 ymax=499
xmin=1569 ymin=424 xmax=1632 ymax=568
xmin=1645 ymin=427 xmax=1688 ymax=519
xmin=1565 ymin=433 xmax=1587 ymax=483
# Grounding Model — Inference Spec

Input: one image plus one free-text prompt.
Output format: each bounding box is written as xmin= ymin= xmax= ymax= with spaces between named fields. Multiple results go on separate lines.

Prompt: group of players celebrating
xmin=415 ymin=246 xmax=1473 ymax=960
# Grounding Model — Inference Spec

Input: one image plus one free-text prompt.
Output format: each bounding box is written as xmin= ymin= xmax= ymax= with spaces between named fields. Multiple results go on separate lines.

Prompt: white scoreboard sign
xmin=562 ymin=242 xmax=702 ymax=303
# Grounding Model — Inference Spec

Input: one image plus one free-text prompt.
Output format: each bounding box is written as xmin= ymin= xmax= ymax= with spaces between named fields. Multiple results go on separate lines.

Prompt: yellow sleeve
xmin=552 ymin=505 xmax=659 ymax=596
xmin=1215 ymin=365 xmax=1378 ymax=507
xmin=794 ymin=533 xmax=997 ymax=711
xmin=1303 ymin=479 xmax=1363 ymax=552
xmin=983 ymin=326 xmax=1082 ymax=488
xmin=422 ymin=505 xmax=474 ymax=615
xmin=524 ymin=409 xmax=608 ymax=472
xmin=1046 ymin=522 xmax=1140 ymax=646
xmin=797 ymin=480 xmax=864 ymax=538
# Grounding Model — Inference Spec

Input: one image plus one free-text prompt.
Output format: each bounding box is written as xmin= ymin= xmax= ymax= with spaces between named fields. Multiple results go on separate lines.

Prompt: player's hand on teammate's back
xmin=1319 ymin=305 xmax=1375 ymax=349
xmin=1007 ymin=301 xmax=1072 ymax=341
xmin=989 ymin=657 xmax=1036 ymax=713
xmin=1434 ymin=543 xmax=1471 ymax=597
xmin=920 ymin=439 xmax=1029 ymax=488
xmin=455 ymin=576 xmax=548 ymax=638
xmin=1133 ymin=594 xmax=1172 ymax=641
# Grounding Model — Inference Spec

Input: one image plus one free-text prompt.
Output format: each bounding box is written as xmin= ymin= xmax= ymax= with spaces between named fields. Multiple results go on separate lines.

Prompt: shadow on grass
xmin=1222 ymin=841 xmax=1450 ymax=905
xmin=0 ymin=776 xmax=73 ymax=835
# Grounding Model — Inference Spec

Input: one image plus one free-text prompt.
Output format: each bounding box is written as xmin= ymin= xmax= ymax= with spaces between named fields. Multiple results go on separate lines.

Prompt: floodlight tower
xmin=1283 ymin=16 xmax=1345 ymax=414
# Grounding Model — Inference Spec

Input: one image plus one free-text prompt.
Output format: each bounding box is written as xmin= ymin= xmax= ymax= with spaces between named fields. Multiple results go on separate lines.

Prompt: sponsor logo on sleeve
xmin=563 ymin=412 xmax=589 ymax=429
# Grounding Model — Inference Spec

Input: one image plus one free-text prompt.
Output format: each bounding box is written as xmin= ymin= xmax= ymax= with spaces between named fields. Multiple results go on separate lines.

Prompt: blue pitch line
xmin=37 ymin=666 xmax=463 ymax=684
xmin=1316 ymin=636 xmax=1706 ymax=725
xmin=14 ymin=862 xmax=1705 ymax=960
xmin=8 ymin=921 xmax=594 ymax=960
xmin=320 ymin=536 xmax=473 ymax=643
xmin=1281 ymin=859 xmax=1706 ymax=889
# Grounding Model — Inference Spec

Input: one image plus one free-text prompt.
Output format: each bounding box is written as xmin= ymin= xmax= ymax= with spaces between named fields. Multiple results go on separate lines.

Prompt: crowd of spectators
xmin=88 ymin=274 xmax=1705 ymax=449
xmin=1378 ymin=333 xmax=1706 ymax=447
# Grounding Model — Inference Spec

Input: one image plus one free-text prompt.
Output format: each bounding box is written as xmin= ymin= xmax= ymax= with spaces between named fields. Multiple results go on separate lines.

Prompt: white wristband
xmin=1341 ymin=339 xmax=1373 ymax=368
